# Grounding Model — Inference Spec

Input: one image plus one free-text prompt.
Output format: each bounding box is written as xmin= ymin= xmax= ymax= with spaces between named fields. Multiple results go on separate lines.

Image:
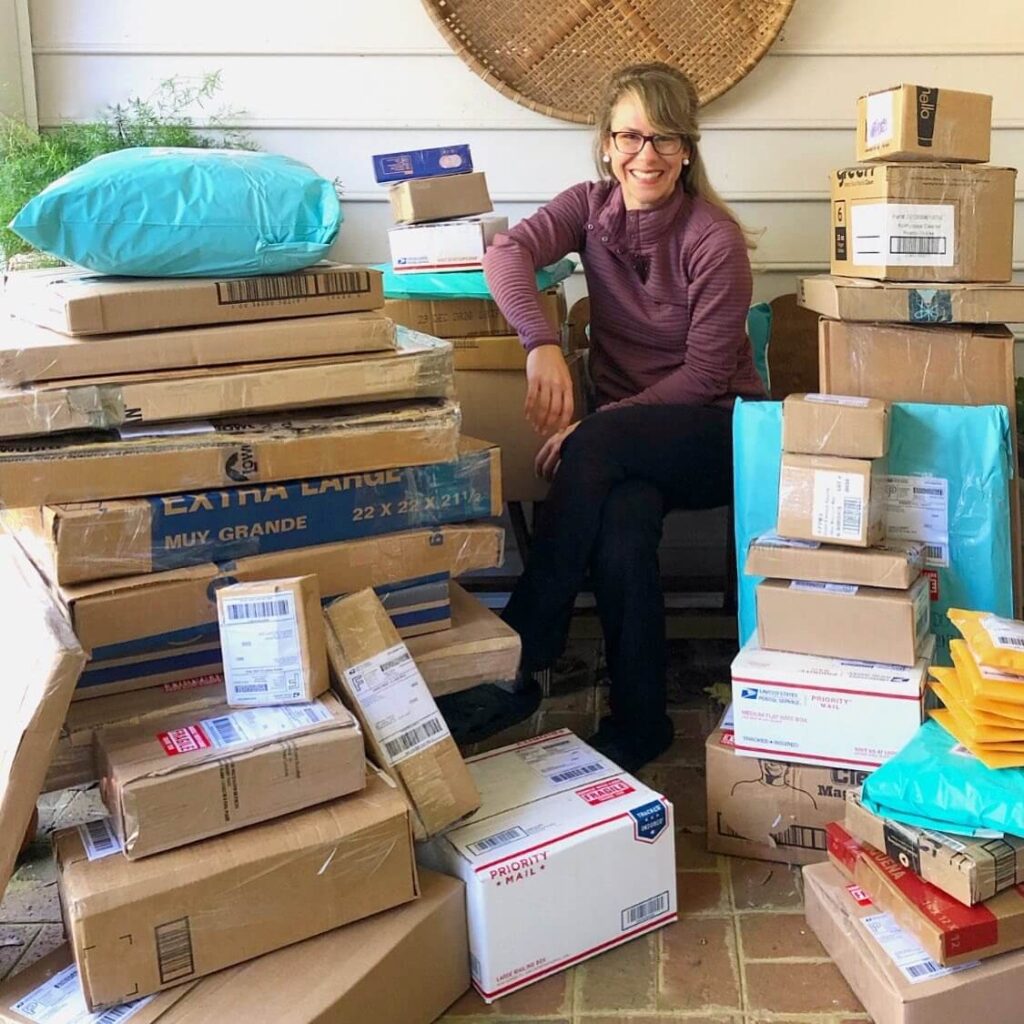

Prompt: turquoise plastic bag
xmin=374 ymin=258 xmax=575 ymax=299
xmin=11 ymin=148 xmax=342 ymax=277
xmin=733 ymin=400 xmax=1014 ymax=664
xmin=862 ymin=718 xmax=1024 ymax=837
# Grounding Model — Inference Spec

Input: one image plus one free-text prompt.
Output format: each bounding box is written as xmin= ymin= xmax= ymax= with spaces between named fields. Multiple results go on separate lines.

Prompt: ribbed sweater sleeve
xmin=482 ymin=183 xmax=590 ymax=351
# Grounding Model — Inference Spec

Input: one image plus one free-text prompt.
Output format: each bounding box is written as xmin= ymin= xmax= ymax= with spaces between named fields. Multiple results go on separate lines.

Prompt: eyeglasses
xmin=609 ymin=131 xmax=685 ymax=156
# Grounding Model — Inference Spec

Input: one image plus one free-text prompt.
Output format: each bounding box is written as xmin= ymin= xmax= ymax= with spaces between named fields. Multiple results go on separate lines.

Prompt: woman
xmin=482 ymin=62 xmax=765 ymax=771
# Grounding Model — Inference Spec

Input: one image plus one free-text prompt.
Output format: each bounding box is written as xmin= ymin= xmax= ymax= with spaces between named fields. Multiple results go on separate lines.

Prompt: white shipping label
xmin=198 ymin=702 xmax=332 ymax=749
xmin=76 ymin=818 xmax=122 ymax=862
xmin=518 ymin=736 xmax=612 ymax=785
xmin=912 ymin=578 xmax=932 ymax=642
xmin=811 ymin=470 xmax=865 ymax=541
xmin=980 ymin=614 xmax=1024 ymax=653
xmin=851 ymin=202 xmax=955 ymax=267
xmin=865 ymin=90 xmax=895 ymax=146
xmin=884 ymin=475 xmax=949 ymax=568
xmin=11 ymin=963 xmax=154 ymax=1024
xmin=219 ymin=590 xmax=304 ymax=703
xmin=805 ymin=393 xmax=872 ymax=407
xmin=753 ymin=531 xmax=820 ymax=550
xmin=344 ymin=643 xmax=450 ymax=765
xmin=789 ymin=580 xmax=859 ymax=595
xmin=860 ymin=912 xmax=979 ymax=984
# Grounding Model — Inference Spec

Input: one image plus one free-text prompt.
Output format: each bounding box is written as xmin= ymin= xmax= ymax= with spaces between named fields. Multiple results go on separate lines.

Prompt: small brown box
xmin=389 ymin=171 xmax=493 ymax=224
xmin=782 ymin=394 xmax=889 ymax=458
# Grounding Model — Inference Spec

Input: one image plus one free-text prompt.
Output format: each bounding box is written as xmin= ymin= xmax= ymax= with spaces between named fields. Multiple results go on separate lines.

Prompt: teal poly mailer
xmin=374 ymin=259 xmax=575 ymax=300
xmin=733 ymin=399 xmax=1014 ymax=664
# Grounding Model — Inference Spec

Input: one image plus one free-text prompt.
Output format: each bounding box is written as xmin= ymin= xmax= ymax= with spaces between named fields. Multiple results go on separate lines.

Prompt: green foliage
xmin=1 ymin=72 xmax=255 ymax=261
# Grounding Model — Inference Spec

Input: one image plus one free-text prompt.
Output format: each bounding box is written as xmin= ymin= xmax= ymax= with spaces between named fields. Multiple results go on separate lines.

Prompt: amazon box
xmin=782 ymin=394 xmax=889 ymax=459
xmin=389 ymin=171 xmax=493 ymax=224
xmin=385 ymin=286 xmax=565 ymax=339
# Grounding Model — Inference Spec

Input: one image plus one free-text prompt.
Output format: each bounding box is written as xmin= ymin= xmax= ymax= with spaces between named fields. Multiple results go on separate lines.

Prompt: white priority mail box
xmin=730 ymin=636 xmax=935 ymax=770
xmin=388 ymin=217 xmax=507 ymax=274
xmin=417 ymin=729 xmax=676 ymax=1003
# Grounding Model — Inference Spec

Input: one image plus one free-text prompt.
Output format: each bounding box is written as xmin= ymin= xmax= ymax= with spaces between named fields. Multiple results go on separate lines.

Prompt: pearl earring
xmin=602 ymin=154 xmax=611 ymax=163
xmin=683 ymin=157 xmax=691 ymax=166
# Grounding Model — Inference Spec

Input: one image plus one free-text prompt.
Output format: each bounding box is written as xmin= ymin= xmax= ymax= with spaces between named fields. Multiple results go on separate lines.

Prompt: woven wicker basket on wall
xmin=422 ymin=0 xmax=796 ymax=124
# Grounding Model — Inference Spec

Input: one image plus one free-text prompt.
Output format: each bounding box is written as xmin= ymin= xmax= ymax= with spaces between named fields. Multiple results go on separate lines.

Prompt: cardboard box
xmin=389 ymin=171 xmax=493 ymax=224
xmin=3 ymin=437 xmax=500 ymax=585
xmin=325 ymin=589 xmax=480 ymax=839
xmin=845 ymin=792 xmax=1024 ymax=907
xmin=705 ymin=709 xmax=863 ymax=865
xmin=373 ymin=144 xmax=473 ymax=183
xmin=455 ymin=351 xmax=587 ymax=503
xmin=54 ymin=524 xmax=503 ymax=698
xmin=1 ymin=263 xmax=385 ymax=336
xmin=389 ymin=216 xmax=507 ymax=274
xmin=732 ymin=635 xmax=933 ymax=769
xmin=827 ymin=821 xmax=1024 ymax=966
xmin=782 ymin=393 xmax=889 ymax=458
xmin=798 ymin=274 xmax=1024 ymax=325
xmin=409 ymin=583 xmax=521 ymax=696
xmin=451 ymin=334 xmax=529 ymax=370
xmin=0 ymin=309 xmax=395 ymax=387
xmin=757 ymin=576 xmax=931 ymax=667
xmin=804 ymin=860 xmax=1024 ymax=1024
xmin=0 ymin=539 xmax=86 ymax=901
xmin=857 ymin=84 xmax=992 ymax=163
xmin=745 ymin=532 xmax=924 ymax=589
xmin=0 ymin=332 xmax=453 ymax=439
xmin=98 ymin=693 xmax=364 ymax=859
xmin=385 ymin=286 xmax=565 ymax=339
xmin=777 ymin=451 xmax=887 ymax=548
xmin=54 ymin=770 xmax=419 ymax=1010
xmin=217 ymin=576 xmax=328 ymax=706
xmin=0 ymin=400 xmax=460 ymax=508
xmin=829 ymin=164 xmax=1015 ymax=282
xmin=419 ymin=729 xmax=676 ymax=1002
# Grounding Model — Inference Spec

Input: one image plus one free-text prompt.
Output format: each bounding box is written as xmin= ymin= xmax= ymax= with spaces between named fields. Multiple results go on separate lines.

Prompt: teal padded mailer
xmin=375 ymin=259 xmax=575 ymax=300
xmin=733 ymin=400 xmax=1014 ymax=664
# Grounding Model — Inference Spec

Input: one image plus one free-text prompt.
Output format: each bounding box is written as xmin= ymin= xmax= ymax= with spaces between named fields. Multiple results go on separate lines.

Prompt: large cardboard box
xmin=0 ymin=332 xmax=452 ymax=439
xmin=98 ymin=693 xmax=364 ymax=859
xmin=3 ymin=438 xmax=500 ymax=585
xmin=745 ymin=532 xmax=924 ymax=589
xmin=419 ymin=729 xmax=677 ymax=1003
xmin=829 ymin=164 xmax=1015 ymax=282
xmin=0 ymin=310 xmax=395 ymax=387
xmin=798 ymin=274 xmax=1024 ymax=325
xmin=857 ymin=84 xmax=992 ymax=163
xmin=732 ymin=636 xmax=932 ymax=769
xmin=389 ymin=216 xmax=506 ymax=274
xmin=1 ymin=263 xmax=385 ymax=336
xmin=0 ymin=400 xmax=460 ymax=508
xmin=804 ymin=860 xmax=1024 ymax=1024
xmin=756 ymin=576 xmax=931 ymax=666
xmin=389 ymin=171 xmax=493 ymax=224
xmin=705 ymin=710 xmax=863 ymax=865
xmin=0 ymin=871 xmax=469 ymax=1024
xmin=845 ymin=792 xmax=1024 ymax=907
xmin=777 ymin=451 xmax=887 ymax=548
xmin=325 ymin=589 xmax=480 ymax=839
xmin=385 ymin=286 xmax=565 ymax=339
xmin=54 ymin=770 xmax=419 ymax=1010
xmin=782 ymin=394 xmax=889 ymax=459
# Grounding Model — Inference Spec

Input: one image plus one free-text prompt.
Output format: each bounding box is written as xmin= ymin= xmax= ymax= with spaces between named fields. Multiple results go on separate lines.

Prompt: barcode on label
xmin=621 ymin=891 xmax=670 ymax=930
xmin=905 ymin=959 xmax=942 ymax=978
xmin=842 ymin=498 xmax=863 ymax=536
xmin=79 ymin=817 xmax=122 ymax=861
xmin=924 ymin=544 xmax=944 ymax=560
xmin=379 ymin=652 xmax=413 ymax=673
xmin=914 ymin=486 xmax=944 ymax=496
xmin=774 ymin=823 xmax=828 ymax=852
xmin=225 ymin=599 xmax=290 ymax=621
xmin=996 ymin=635 xmax=1024 ymax=649
xmin=155 ymin=917 xmax=195 ymax=983
xmin=216 ymin=270 xmax=371 ymax=305
xmin=551 ymin=762 xmax=605 ymax=784
xmin=890 ymin=236 xmax=946 ymax=255
xmin=383 ymin=717 xmax=444 ymax=760
xmin=205 ymin=716 xmax=243 ymax=746
xmin=96 ymin=1003 xmax=145 ymax=1023
xmin=467 ymin=826 xmax=529 ymax=855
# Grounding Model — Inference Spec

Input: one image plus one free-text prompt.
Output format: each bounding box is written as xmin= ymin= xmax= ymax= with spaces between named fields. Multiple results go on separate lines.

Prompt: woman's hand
xmin=535 ymin=421 xmax=580 ymax=482
xmin=525 ymin=345 xmax=574 ymax=434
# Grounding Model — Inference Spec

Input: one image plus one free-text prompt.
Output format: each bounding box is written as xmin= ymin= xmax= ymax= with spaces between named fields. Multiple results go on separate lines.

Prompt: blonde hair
xmin=593 ymin=63 xmax=758 ymax=249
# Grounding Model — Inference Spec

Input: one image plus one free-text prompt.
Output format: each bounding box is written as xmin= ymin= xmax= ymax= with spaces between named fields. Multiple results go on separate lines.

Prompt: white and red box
xmin=388 ymin=216 xmax=507 ymax=274
xmin=417 ymin=729 xmax=676 ymax=1003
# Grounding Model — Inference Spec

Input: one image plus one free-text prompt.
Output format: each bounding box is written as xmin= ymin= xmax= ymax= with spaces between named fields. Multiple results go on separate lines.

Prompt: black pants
xmin=503 ymin=403 xmax=734 ymax=740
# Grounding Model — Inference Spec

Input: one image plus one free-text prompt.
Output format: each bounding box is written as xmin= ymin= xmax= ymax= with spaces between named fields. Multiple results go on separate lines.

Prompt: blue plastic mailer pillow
xmin=11 ymin=148 xmax=342 ymax=277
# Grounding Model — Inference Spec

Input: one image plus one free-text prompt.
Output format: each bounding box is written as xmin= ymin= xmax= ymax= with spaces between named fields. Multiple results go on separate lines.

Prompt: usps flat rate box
xmin=417 ymin=729 xmax=676 ymax=1004
xmin=731 ymin=636 xmax=934 ymax=770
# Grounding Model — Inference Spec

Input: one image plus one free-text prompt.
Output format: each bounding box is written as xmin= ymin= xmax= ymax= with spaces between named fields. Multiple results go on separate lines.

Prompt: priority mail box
xmin=389 ymin=171 xmax=493 ymax=224
xmin=385 ymin=286 xmax=565 ymax=339
xmin=3 ymin=438 xmax=500 ymax=585
xmin=782 ymin=394 xmax=889 ymax=459
xmin=418 ymin=729 xmax=677 ymax=1003
xmin=756 ymin=576 xmax=931 ymax=666
xmin=0 ymin=309 xmax=395 ymax=386
xmin=0 ymin=400 xmax=460 ymax=508
xmin=325 ymin=589 xmax=480 ymax=840
xmin=829 ymin=164 xmax=1015 ymax=282
xmin=97 ymin=693 xmax=364 ymax=859
xmin=857 ymin=84 xmax=992 ymax=163
xmin=389 ymin=216 xmax=506 ymax=274
xmin=1 ymin=263 xmax=384 ymax=336
xmin=54 ymin=770 xmax=418 ymax=1010
xmin=745 ymin=533 xmax=924 ymax=590
xmin=731 ymin=635 xmax=933 ymax=769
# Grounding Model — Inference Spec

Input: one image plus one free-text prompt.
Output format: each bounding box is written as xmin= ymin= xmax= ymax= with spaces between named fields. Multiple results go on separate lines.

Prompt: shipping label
xmin=804 ymin=393 xmax=871 ymax=407
xmin=752 ymin=531 xmax=820 ymax=550
xmin=811 ymin=471 xmax=865 ymax=541
xmin=76 ymin=818 xmax=123 ymax=862
xmin=860 ymin=912 xmax=979 ymax=983
xmin=884 ymin=474 xmax=950 ymax=568
xmin=183 ymin=703 xmax=332 ymax=751
xmin=851 ymin=202 xmax=955 ymax=267
xmin=219 ymin=590 xmax=304 ymax=703
xmin=518 ymin=736 xmax=612 ymax=786
xmin=980 ymin=614 xmax=1024 ymax=653
xmin=11 ymin=963 xmax=153 ymax=1024
xmin=789 ymin=581 xmax=859 ymax=596
xmin=865 ymin=90 xmax=895 ymax=147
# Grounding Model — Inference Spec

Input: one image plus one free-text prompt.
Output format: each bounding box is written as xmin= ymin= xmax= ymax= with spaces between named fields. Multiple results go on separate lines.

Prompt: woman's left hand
xmin=535 ymin=422 xmax=580 ymax=481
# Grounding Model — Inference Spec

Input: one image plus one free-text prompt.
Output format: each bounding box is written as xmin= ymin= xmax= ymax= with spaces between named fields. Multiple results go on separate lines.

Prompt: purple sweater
xmin=482 ymin=180 xmax=765 ymax=410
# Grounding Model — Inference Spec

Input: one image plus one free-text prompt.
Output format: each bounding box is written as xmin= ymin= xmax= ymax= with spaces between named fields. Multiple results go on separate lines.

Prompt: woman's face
xmin=602 ymin=95 xmax=688 ymax=211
